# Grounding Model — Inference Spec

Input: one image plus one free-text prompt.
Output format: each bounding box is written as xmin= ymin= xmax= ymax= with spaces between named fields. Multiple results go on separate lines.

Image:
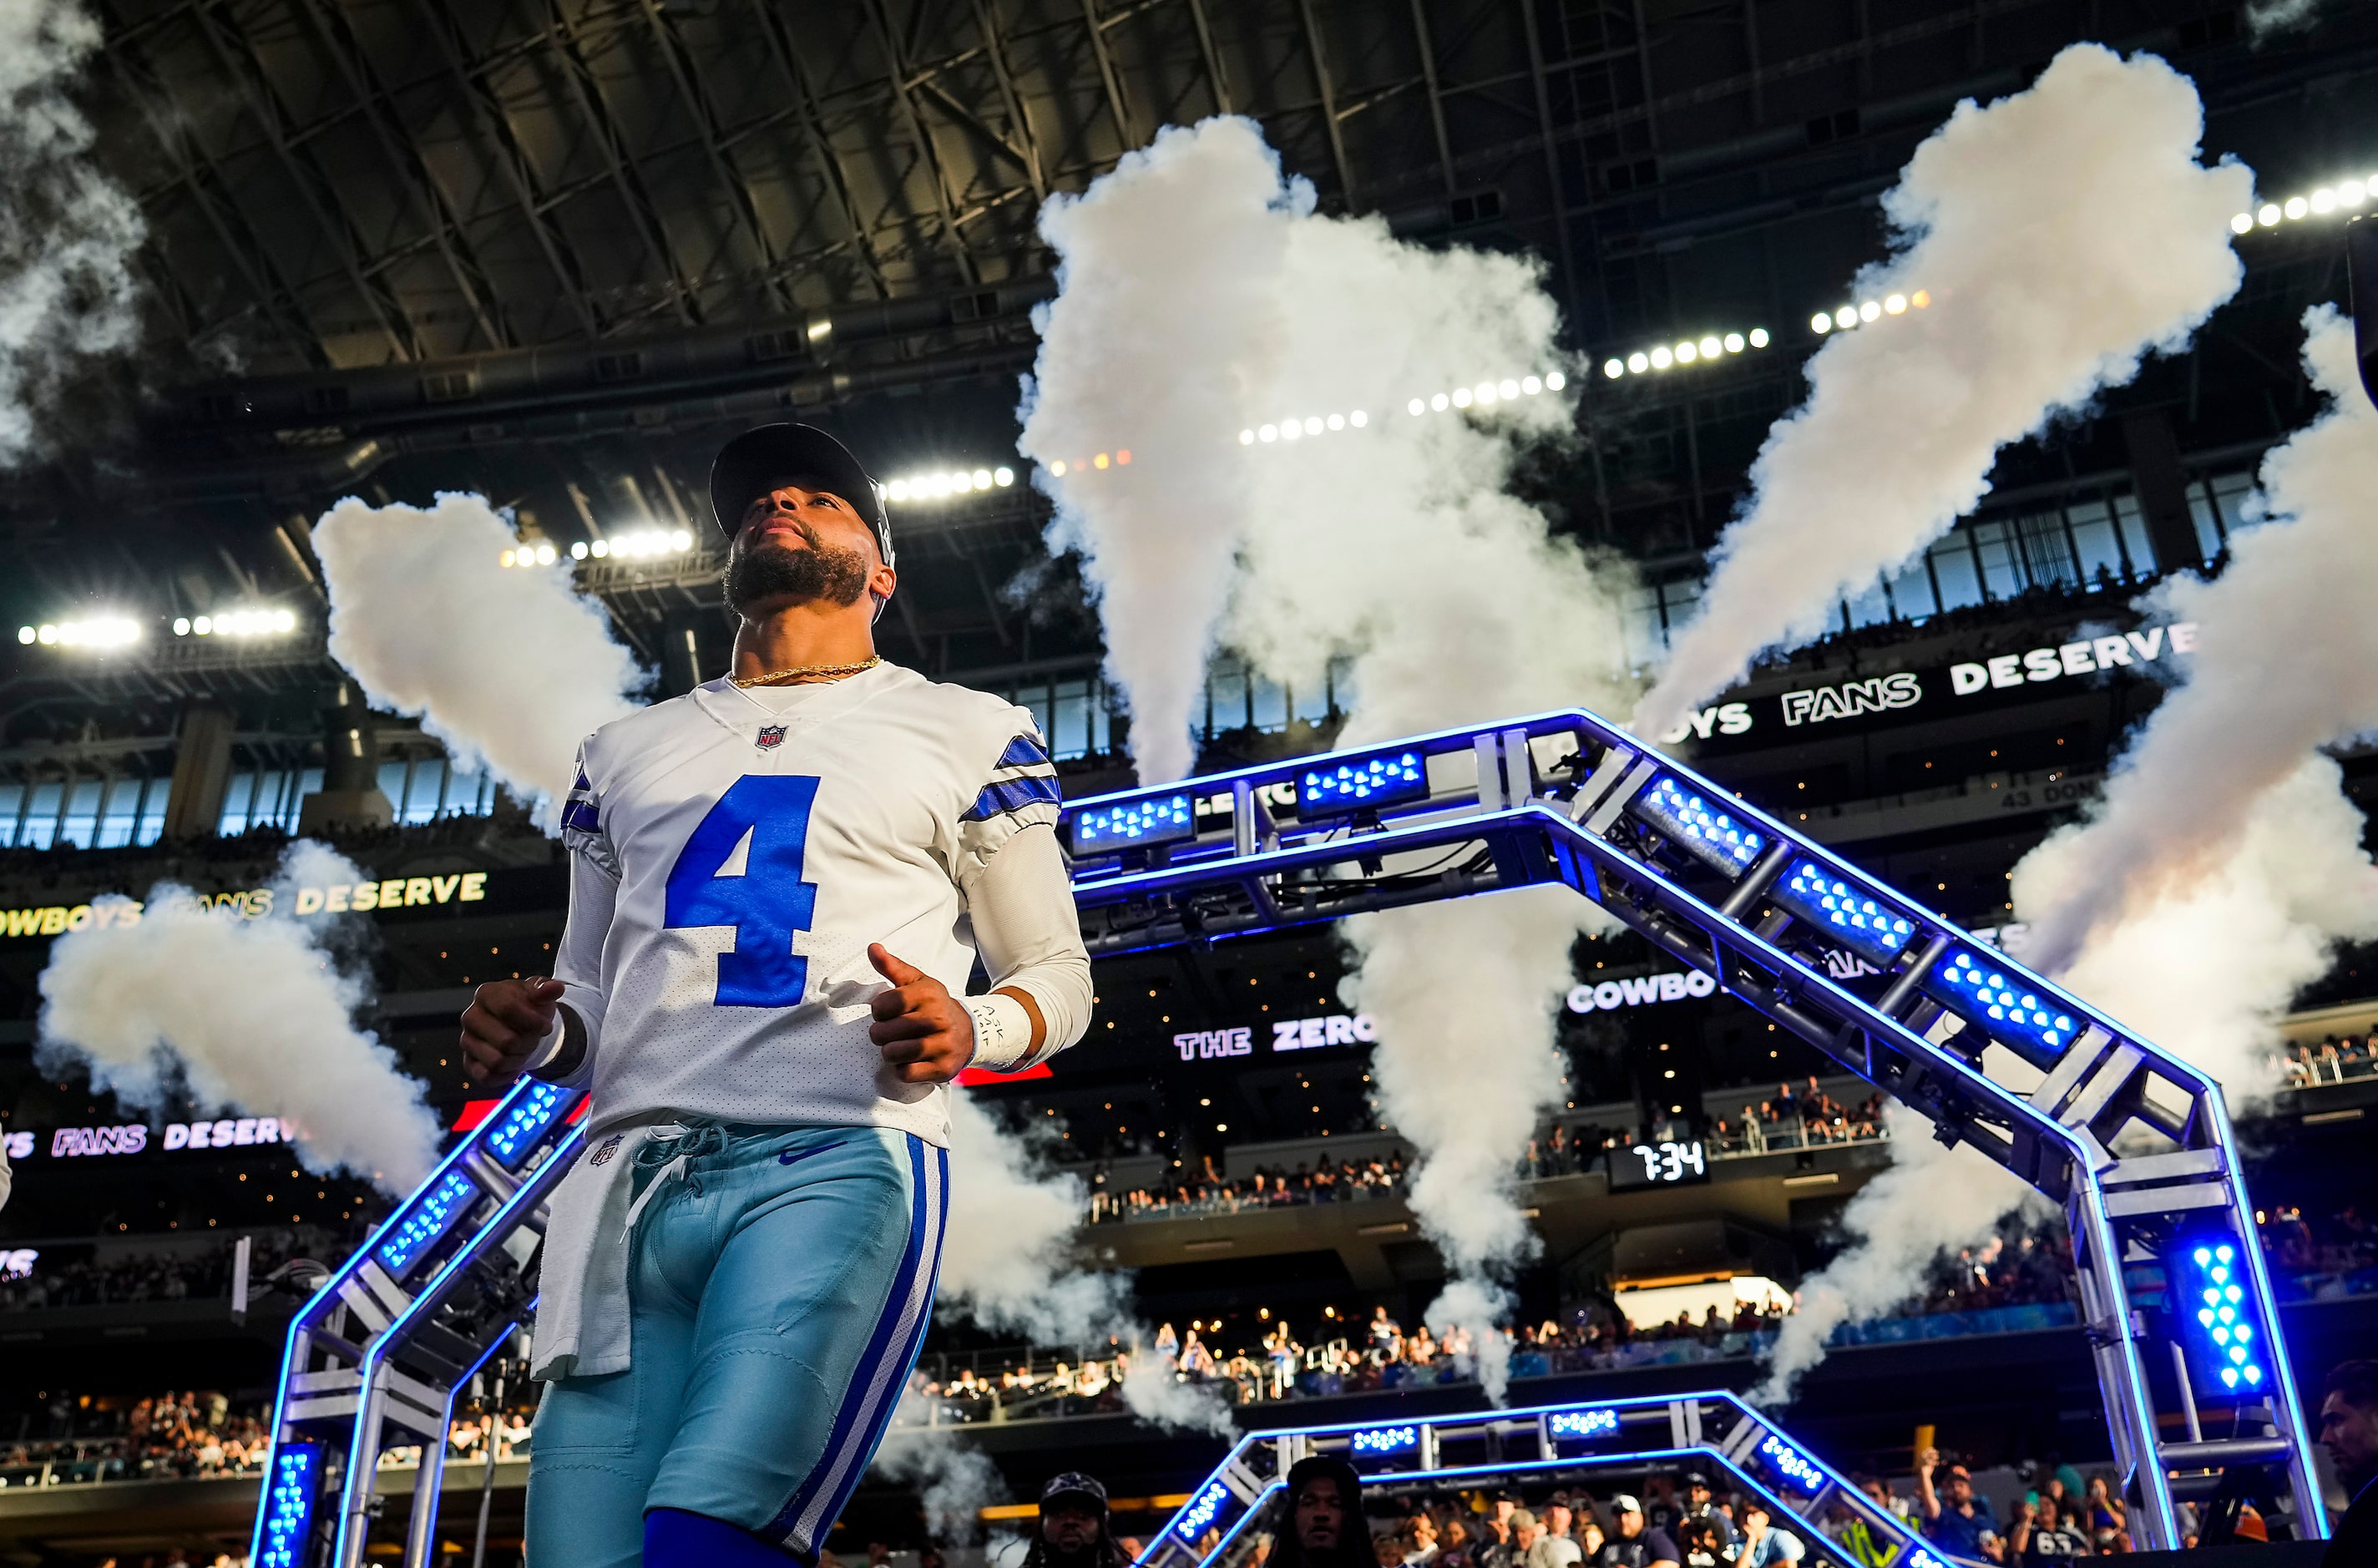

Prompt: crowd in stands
xmin=0 ymin=1389 xmax=271 ymax=1488
xmin=2283 ymin=1034 xmax=2378 ymax=1088
xmin=906 ymin=1227 xmax=2082 ymax=1425
xmin=0 ymin=1230 xmax=331 ymax=1313
xmin=1708 ymin=1084 xmax=1886 ymax=1156
xmin=1814 ymin=1448 xmax=2139 ymax=1561
xmin=1086 ymin=1087 xmax=1887 ymax=1227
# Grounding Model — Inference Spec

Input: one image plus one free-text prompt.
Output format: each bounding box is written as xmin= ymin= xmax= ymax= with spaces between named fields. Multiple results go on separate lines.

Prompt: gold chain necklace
xmin=730 ymin=654 xmax=883 ymax=689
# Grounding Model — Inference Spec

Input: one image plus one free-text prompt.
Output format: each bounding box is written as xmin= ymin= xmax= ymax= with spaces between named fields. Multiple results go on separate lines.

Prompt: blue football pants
xmin=524 ymin=1121 xmax=948 ymax=1566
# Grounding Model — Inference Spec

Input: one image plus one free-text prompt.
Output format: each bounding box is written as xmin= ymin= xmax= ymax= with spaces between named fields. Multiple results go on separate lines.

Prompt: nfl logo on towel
xmin=755 ymin=725 xmax=786 ymax=751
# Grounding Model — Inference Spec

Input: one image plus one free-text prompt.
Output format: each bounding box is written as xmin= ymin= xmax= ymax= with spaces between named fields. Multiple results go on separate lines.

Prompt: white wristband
xmin=963 ymin=992 xmax=1037 ymax=1072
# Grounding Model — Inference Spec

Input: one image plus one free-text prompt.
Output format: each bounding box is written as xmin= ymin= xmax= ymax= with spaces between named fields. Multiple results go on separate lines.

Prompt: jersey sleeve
xmin=559 ymin=741 xmax=619 ymax=878
xmin=952 ymin=713 xmax=1062 ymax=889
xmin=531 ymin=740 xmax=617 ymax=1087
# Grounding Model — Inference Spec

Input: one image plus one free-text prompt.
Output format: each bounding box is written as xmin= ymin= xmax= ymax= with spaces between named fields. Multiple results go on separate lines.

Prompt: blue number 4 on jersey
xmin=664 ymin=775 xmax=821 ymax=1007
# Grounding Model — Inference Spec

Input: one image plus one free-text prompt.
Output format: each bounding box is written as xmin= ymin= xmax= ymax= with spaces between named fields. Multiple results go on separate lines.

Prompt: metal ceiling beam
xmin=183 ymin=0 xmax=422 ymax=360
xmin=1294 ymin=0 xmax=1358 ymax=203
xmin=1181 ymin=0 xmax=1235 ymax=115
xmin=1076 ymin=0 xmax=1139 ymax=154
xmin=1517 ymin=0 xmax=1581 ymax=311
xmin=286 ymin=0 xmax=514 ymax=352
xmin=864 ymin=0 xmax=984 ymax=285
xmin=632 ymin=0 xmax=802 ymax=317
xmin=94 ymin=2 xmax=326 ymax=363
xmin=537 ymin=0 xmax=704 ymax=325
xmin=411 ymin=0 xmax=605 ymax=338
xmin=743 ymin=0 xmax=893 ymax=297
xmin=1406 ymin=0 xmax=1457 ymax=195
xmin=969 ymin=0 xmax=1050 ymax=198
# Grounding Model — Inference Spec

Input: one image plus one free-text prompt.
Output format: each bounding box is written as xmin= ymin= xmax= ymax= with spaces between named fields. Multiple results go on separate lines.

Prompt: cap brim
xmin=710 ymin=423 xmax=882 ymax=543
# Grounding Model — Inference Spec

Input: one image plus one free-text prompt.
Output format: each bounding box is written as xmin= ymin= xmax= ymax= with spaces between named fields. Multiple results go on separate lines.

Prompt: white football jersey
xmin=547 ymin=662 xmax=1063 ymax=1146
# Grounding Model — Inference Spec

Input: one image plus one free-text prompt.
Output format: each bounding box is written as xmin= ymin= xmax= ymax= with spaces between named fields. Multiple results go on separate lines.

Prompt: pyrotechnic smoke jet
xmin=311 ymin=493 xmax=646 ymax=824
xmin=1023 ymin=114 xmax=1639 ymax=1394
xmin=36 ymin=840 xmax=443 ymax=1195
xmin=1636 ymin=44 xmax=2253 ymax=741
xmin=2013 ymin=306 xmax=2378 ymax=1093
xmin=1758 ymin=309 xmax=2378 ymax=1400
xmin=0 ymin=0 xmax=143 ymax=467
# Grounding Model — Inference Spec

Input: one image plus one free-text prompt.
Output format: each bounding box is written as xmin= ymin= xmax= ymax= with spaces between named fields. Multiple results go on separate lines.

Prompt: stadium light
xmin=888 ymin=463 xmax=1019 ymax=502
xmin=175 ymin=608 xmax=297 ymax=638
xmin=2231 ymin=173 xmax=2372 ymax=236
xmin=539 ymin=530 xmax=688 ymax=566
xmin=1922 ymin=947 xmax=2077 ymax=1068
xmin=20 ymin=615 xmax=141 ymax=649
xmin=1809 ymin=289 xmax=1930 ymax=336
xmin=1601 ymin=329 xmax=1770 ymax=381
xmin=1770 ymin=859 xmax=1918 ymax=964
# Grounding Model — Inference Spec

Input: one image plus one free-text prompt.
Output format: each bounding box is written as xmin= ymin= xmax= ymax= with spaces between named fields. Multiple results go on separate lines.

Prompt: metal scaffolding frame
xmin=251 ymin=701 xmax=2323 ymax=1561
xmin=1132 ymin=1396 xmax=1961 ymax=1568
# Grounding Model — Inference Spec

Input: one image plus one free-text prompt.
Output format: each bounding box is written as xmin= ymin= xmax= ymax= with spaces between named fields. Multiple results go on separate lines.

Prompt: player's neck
xmin=731 ymin=599 xmax=878 ymax=680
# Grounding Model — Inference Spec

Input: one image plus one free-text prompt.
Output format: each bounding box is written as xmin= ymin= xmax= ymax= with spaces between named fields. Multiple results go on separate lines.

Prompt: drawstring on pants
xmin=620 ymin=1123 xmax=727 ymax=1238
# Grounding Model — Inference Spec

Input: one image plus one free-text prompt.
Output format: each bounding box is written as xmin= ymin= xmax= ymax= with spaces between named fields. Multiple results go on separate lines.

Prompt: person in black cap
xmin=1271 ymin=1455 xmax=1366 ymax=1568
xmin=1023 ymin=1472 xmax=1127 ymax=1568
xmin=1678 ymin=1474 xmax=1736 ymax=1552
xmin=465 ymin=420 xmax=1095 ymax=1568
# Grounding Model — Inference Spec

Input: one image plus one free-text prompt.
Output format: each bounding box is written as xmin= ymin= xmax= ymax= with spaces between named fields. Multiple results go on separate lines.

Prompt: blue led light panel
xmin=1546 ymin=1406 xmax=1620 ymax=1439
xmin=1175 ymin=1481 xmax=1232 ymax=1541
xmin=2176 ymin=1238 xmax=2269 ymax=1394
xmin=1294 ymin=751 xmax=1428 ymax=819
xmin=1629 ymin=776 xmax=1766 ymax=877
xmin=258 ymin=1441 xmax=321 ymax=1568
xmin=1769 ymin=859 xmax=1917 ymax=964
xmin=374 ymin=1168 xmax=479 ymax=1280
xmin=1349 ymin=1423 xmax=1420 ymax=1456
xmin=1073 ymin=794 xmax=1195 ymax=854
xmin=485 ymin=1080 xmax=571 ymax=1170
xmin=1756 ymin=1432 xmax=1827 ymax=1494
xmin=1922 ymin=948 xmax=2077 ymax=1068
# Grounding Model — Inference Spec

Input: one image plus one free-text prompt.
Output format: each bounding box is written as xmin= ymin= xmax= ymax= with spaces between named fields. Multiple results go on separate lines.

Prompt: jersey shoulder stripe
xmin=963 ymin=773 xmax=1062 ymax=822
xmin=560 ymin=768 xmax=600 ymax=834
xmin=997 ymin=734 xmax=1051 ymax=771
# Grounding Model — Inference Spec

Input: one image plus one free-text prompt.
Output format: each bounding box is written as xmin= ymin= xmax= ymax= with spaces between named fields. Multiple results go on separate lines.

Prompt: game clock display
xmin=1608 ymin=1139 xmax=1710 ymax=1189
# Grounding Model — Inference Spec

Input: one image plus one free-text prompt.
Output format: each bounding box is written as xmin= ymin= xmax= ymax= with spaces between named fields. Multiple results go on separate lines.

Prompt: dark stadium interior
xmin=0 ymin=0 xmax=2375 ymax=1563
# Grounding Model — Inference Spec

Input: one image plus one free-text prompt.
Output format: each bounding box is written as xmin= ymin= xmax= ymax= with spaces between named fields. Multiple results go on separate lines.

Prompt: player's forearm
xmin=529 ymin=849 xmax=617 ymax=1087
xmin=965 ymin=823 xmax=1092 ymax=1070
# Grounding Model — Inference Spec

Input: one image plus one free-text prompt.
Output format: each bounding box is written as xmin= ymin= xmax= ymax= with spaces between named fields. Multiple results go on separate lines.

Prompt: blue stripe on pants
xmin=771 ymin=1138 xmax=947 ymax=1554
xmin=525 ymin=1124 xmax=946 ymax=1567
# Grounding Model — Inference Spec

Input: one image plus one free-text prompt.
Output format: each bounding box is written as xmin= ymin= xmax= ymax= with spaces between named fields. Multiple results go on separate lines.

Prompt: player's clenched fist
xmin=868 ymin=943 xmax=974 ymax=1084
xmin=460 ymin=977 xmax=565 ymax=1086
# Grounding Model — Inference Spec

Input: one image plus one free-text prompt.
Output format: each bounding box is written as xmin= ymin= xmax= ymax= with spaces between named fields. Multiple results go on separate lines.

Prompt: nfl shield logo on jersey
xmin=755 ymin=725 xmax=786 ymax=751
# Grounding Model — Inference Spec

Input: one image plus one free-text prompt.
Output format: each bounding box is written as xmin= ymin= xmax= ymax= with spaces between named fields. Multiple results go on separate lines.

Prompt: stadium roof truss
xmin=1136 ymin=1396 xmax=1963 ymax=1568
xmin=252 ymin=705 xmax=2323 ymax=1562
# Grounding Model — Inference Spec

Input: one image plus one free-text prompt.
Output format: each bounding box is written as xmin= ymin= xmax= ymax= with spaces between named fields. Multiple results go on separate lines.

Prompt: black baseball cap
xmin=709 ymin=422 xmax=894 ymax=569
xmin=1042 ymin=1471 xmax=1109 ymax=1510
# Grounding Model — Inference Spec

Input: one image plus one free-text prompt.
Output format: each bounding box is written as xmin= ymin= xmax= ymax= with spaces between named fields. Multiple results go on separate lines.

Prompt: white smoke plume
xmin=1753 ymin=1102 xmax=2036 ymax=1403
xmin=1021 ymin=116 xmax=1300 ymax=784
xmin=1425 ymin=1276 xmax=1516 ymax=1404
xmin=876 ymin=1388 xmax=1011 ymax=1546
xmin=33 ymin=841 xmax=441 ymax=1194
xmin=0 ymin=0 xmax=143 ymax=467
xmin=1022 ymin=114 xmax=1640 ymax=1383
xmin=2016 ymin=308 xmax=2378 ymax=979
xmin=2021 ymin=758 xmax=2378 ymax=1103
xmin=311 ymin=493 xmax=645 ymax=823
xmin=1637 ymin=44 xmax=2252 ymax=738
xmin=1761 ymin=310 xmax=2378 ymax=1393
xmin=939 ymin=1089 xmax=1233 ymax=1434
xmin=2245 ymin=0 xmax=2326 ymax=43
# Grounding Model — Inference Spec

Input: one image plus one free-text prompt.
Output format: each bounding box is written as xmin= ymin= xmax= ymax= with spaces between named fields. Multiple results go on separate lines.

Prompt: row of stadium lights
xmin=18 ymin=609 xmax=301 ymax=647
xmin=1602 ymin=330 xmax=1770 ymax=380
xmin=2232 ymin=173 xmax=2377 ymax=232
xmin=1230 ymin=371 xmax=1576 ymax=446
xmin=1810 ymin=288 xmax=1930 ymax=336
